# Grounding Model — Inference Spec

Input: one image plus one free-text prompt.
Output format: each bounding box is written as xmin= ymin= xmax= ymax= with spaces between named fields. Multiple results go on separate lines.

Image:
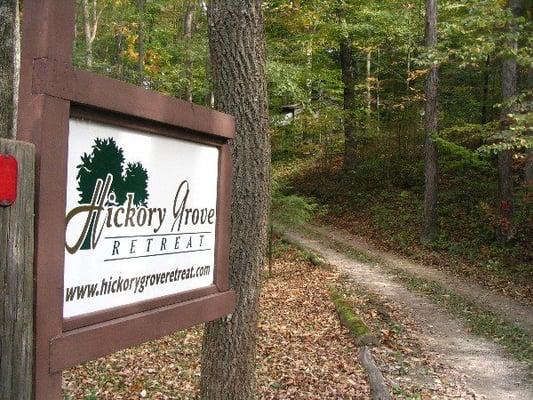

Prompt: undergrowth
xmin=287 ymin=151 xmax=532 ymax=300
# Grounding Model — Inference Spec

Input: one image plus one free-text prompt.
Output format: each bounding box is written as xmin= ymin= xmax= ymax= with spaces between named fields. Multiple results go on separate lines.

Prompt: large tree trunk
xmin=0 ymin=0 xmax=20 ymax=139
xmin=421 ymin=0 xmax=439 ymax=244
xmin=498 ymin=0 xmax=522 ymax=242
xmin=183 ymin=1 xmax=196 ymax=102
xmin=200 ymin=1 xmax=270 ymax=399
xmin=341 ymin=38 xmax=358 ymax=171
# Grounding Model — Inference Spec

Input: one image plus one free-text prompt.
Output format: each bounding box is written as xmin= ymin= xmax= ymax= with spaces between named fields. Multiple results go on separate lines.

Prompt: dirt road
xmin=283 ymin=226 xmax=533 ymax=399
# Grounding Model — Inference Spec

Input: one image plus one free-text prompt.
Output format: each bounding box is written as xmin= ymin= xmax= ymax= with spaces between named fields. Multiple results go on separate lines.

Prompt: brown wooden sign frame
xmin=17 ymin=2 xmax=235 ymax=399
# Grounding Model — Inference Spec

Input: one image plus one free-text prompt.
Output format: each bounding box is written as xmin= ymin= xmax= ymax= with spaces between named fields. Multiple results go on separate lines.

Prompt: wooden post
xmin=0 ymin=138 xmax=35 ymax=400
xmin=18 ymin=2 xmax=75 ymax=397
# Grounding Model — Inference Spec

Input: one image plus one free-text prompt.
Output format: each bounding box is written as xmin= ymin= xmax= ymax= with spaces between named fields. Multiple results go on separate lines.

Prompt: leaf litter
xmin=63 ymin=240 xmax=474 ymax=399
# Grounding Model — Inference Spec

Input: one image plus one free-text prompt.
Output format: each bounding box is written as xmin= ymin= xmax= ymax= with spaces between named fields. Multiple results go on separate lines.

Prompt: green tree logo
xmin=76 ymin=137 xmax=149 ymax=249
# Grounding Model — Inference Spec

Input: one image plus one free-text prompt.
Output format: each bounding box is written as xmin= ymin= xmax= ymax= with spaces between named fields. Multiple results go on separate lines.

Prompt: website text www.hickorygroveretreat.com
xmin=65 ymin=265 xmax=211 ymax=302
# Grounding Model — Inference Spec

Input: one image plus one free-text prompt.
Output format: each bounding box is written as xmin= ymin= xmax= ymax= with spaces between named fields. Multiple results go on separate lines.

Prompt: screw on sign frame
xmin=16 ymin=1 xmax=235 ymax=399
xmin=0 ymin=155 xmax=17 ymax=207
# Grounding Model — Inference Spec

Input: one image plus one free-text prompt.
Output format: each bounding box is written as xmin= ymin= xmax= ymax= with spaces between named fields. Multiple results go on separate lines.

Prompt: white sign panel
xmin=64 ymin=118 xmax=219 ymax=318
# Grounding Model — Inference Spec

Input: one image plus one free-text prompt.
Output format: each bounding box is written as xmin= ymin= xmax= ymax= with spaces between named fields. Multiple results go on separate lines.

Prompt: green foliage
xmin=439 ymin=122 xmax=498 ymax=149
xmin=271 ymin=178 xmax=320 ymax=227
xmin=74 ymin=0 xmax=210 ymax=103
xmin=478 ymin=93 xmax=533 ymax=156
xmin=434 ymin=136 xmax=490 ymax=170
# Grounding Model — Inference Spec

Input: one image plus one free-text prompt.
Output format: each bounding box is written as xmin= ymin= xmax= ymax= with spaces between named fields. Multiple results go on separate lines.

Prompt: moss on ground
xmin=330 ymin=287 xmax=378 ymax=346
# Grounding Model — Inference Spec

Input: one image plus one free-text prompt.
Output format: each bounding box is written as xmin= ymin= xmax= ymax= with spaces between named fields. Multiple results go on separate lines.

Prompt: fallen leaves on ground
xmin=256 ymin=247 xmax=369 ymax=399
xmin=63 ymin=241 xmax=478 ymax=399
xmin=63 ymin=245 xmax=370 ymax=399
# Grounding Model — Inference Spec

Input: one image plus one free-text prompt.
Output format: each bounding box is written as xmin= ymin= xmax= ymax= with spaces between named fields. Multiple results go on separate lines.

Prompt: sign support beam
xmin=18 ymin=1 xmax=75 ymax=399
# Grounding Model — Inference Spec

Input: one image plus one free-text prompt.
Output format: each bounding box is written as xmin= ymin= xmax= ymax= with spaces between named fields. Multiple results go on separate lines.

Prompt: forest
xmin=0 ymin=0 xmax=531 ymax=399
xmin=63 ymin=0 xmax=531 ymax=292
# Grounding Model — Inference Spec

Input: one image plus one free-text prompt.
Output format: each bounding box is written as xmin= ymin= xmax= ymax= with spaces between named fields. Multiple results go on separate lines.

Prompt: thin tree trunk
xmin=82 ymin=0 xmax=101 ymax=69
xmin=183 ymin=1 xmax=196 ymax=102
xmin=205 ymin=55 xmax=215 ymax=107
xmin=82 ymin=0 xmax=93 ymax=67
xmin=376 ymin=47 xmax=381 ymax=133
xmin=366 ymin=51 xmax=372 ymax=112
xmin=116 ymin=2 xmax=127 ymax=79
xmin=137 ymin=0 xmax=145 ymax=85
xmin=341 ymin=38 xmax=357 ymax=171
xmin=481 ymin=55 xmax=491 ymax=124
xmin=200 ymin=1 xmax=270 ymax=399
xmin=407 ymin=48 xmax=411 ymax=91
xmin=0 ymin=0 xmax=19 ymax=139
xmin=115 ymin=29 xmax=124 ymax=78
xmin=421 ymin=0 xmax=439 ymax=244
xmin=498 ymin=0 xmax=522 ymax=242
xmin=525 ymin=67 xmax=533 ymax=188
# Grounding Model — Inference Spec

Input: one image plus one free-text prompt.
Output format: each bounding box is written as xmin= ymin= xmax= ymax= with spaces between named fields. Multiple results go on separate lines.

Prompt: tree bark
xmin=200 ymin=1 xmax=270 ymax=399
xmin=376 ymin=47 xmax=381 ymax=132
xmin=183 ymin=1 xmax=196 ymax=102
xmin=81 ymin=0 xmax=100 ymax=69
xmin=341 ymin=38 xmax=358 ymax=171
xmin=359 ymin=346 xmax=392 ymax=400
xmin=421 ymin=0 xmax=439 ymax=244
xmin=498 ymin=0 xmax=522 ymax=242
xmin=0 ymin=0 xmax=20 ymax=139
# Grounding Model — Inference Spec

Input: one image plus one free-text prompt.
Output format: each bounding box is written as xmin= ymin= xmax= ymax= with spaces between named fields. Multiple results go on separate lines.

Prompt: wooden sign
xmin=17 ymin=1 xmax=235 ymax=399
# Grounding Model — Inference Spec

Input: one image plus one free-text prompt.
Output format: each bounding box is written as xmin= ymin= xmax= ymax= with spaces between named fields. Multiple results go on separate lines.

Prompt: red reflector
xmin=0 ymin=155 xmax=18 ymax=207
